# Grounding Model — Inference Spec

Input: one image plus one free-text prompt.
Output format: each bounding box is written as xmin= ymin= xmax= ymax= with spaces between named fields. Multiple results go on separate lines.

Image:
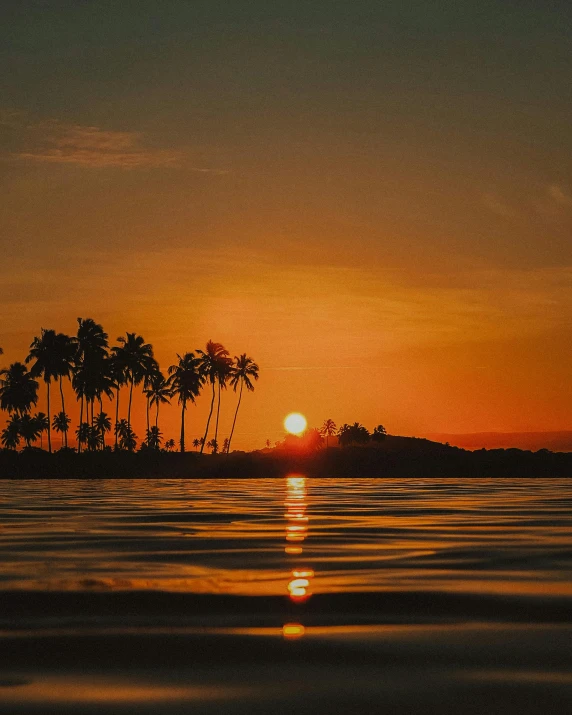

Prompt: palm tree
xmin=197 ymin=341 xmax=232 ymax=454
xmin=74 ymin=319 xmax=109 ymax=451
xmin=54 ymin=333 xmax=75 ymax=422
xmin=1 ymin=415 xmax=21 ymax=450
xmin=145 ymin=371 xmax=171 ymax=433
xmin=35 ymin=412 xmax=49 ymax=449
xmin=192 ymin=438 xmax=201 ymax=451
xmin=142 ymin=360 xmax=161 ymax=436
xmin=25 ymin=329 xmax=56 ymax=452
xmin=75 ymin=422 xmax=91 ymax=451
xmin=86 ymin=424 xmax=101 ymax=451
xmin=18 ymin=413 xmax=42 ymax=448
xmin=94 ymin=411 xmax=112 ymax=450
xmin=114 ymin=418 xmax=137 ymax=451
xmin=320 ymin=418 xmax=337 ymax=448
xmin=52 ymin=411 xmax=71 ymax=449
xmin=207 ymin=438 xmax=219 ymax=454
xmin=167 ymin=352 xmax=204 ymax=453
xmin=338 ymin=422 xmax=370 ymax=446
xmin=112 ymin=333 xmax=154 ymax=447
xmin=27 ymin=331 xmax=75 ymax=448
xmin=146 ymin=425 xmax=162 ymax=450
xmin=164 ymin=438 xmax=175 ymax=452
xmin=226 ymin=353 xmax=259 ymax=453
xmin=108 ymin=354 xmax=127 ymax=451
xmin=0 ymin=362 xmax=39 ymax=416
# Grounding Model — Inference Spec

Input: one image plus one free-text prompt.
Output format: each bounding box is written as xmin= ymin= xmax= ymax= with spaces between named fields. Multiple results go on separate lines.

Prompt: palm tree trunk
xmin=47 ymin=381 xmax=52 ymax=453
xmin=155 ymin=402 xmax=159 ymax=430
xmin=146 ymin=395 xmax=150 ymax=442
xmin=227 ymin=379 xmax=243 ymax=453
xmin=78 ymin=394 xmax=84 ymax=453
xmin=180 ymin=399 xmax=186 ymax=453
xmin=200 ymin=381 xmax=216 ymax=454
xmin=127 ymin=378 xmax=134 ymax=450
xmin=99 ymin=397 xmax=104 ymax=451
xmin=59 ymin=376 xmax=67 ymax=447
xmin=214 ymin=381 xmax=221 ymax=447
xmin=115 ymin=387 xmax=120 ymax=450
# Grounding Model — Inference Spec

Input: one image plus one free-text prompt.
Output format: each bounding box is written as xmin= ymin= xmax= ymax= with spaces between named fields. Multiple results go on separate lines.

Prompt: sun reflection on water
xmin=283 ymin=476 xmax=313 ymax=637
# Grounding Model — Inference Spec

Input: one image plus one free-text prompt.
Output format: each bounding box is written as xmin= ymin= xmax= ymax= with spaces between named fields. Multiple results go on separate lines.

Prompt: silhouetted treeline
xmin=1 ymin=435 xmax=570 ymax=479
xmin=0 ymin=321 xmax=258 ymax=455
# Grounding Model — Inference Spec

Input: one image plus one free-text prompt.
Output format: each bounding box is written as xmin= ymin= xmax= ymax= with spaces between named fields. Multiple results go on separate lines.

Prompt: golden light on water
xmin=282 ymin=623 xmax=305 ymax=640
xmin=284 ymin=475 xmax=314 ymax=611
xmin=284 ymin=413 xmax=307 ymax=435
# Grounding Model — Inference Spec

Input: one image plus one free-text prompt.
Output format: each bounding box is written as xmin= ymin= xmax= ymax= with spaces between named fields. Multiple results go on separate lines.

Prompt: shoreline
xmin=1 ymin=436 xmax=571 ymax=478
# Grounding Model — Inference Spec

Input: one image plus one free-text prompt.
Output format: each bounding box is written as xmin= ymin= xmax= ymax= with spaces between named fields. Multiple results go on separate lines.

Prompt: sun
xmin=284 ymin=412 xmax=307 ymax=435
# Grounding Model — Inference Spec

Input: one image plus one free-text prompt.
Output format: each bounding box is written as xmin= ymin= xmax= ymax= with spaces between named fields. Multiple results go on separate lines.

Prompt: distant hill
xmin=424 ymin=432 xmax=572 ymax=453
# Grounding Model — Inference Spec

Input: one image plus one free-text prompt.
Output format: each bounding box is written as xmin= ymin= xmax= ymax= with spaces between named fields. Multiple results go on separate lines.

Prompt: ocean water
xmin=0 ymin=477 xmax=571 ymax=714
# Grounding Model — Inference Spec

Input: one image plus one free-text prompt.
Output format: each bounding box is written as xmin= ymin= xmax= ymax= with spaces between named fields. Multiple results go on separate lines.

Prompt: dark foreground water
xmin=1 ymin=477 xmax=571 ymax=714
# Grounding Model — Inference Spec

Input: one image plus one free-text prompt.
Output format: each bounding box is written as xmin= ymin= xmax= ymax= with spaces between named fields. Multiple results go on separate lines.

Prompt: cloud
xmin=7 ymin=117 xmax=228 ymax=172
xmin=17 ymin=124 xmax=182 ymax=168
xmin=548 ymin=184 xmax=572 ymax=208
xmin=481 ymin=193 xmax=520 ymax=221
xmin=0 ymin=108 xmax=24 ymax=127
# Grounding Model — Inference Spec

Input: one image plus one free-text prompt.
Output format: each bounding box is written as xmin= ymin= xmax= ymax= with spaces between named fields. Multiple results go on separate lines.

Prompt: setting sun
xmin=284 ymin=413 xmax=307 ymax=435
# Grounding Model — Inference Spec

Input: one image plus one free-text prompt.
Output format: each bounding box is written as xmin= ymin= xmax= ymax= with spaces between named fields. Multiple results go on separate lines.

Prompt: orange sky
xmin=1 ymin=3 xmax=571 ymax=449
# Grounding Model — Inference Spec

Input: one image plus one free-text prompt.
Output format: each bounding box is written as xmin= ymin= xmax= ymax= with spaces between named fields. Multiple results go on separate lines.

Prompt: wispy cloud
xmin=6 ymin=115 xmax=228 ymax=172
xmin=482 ymin=193 xmax=520 ymax=221
xmin=548 ymin=184 xmax=572 ymax=208
xmin=0 ymin=108 xmax=24 ymax=127
xmin=17 ymin=124 xmax=182 ymax=168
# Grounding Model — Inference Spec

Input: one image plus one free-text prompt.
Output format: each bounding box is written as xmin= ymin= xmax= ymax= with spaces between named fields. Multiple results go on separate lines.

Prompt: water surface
xmin=1 ymin=477 xmax=571 ymax=713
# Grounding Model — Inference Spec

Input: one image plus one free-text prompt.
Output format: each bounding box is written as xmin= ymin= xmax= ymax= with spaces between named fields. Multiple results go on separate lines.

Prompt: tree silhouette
xmin=145 ymin=370 xmax=171 ymax=433
xmin=226 ymin=353 xmax=259 ymax=453
xmin=35 ymin=412 xmax=49 ymax=449
xmin=207 ymin=438 xmax=219 ymax=454
xmin=108 ymin=353 xmax=127 ymax=451
xmin=112 ymin=333 xmax=154 ymax=449
xmin=145 ymin=425 xmax=162 ymax=451
xmin=75 ymin=422 xmax=91 ymax=451
xmin=26 ymin=329 xmax=75 ymax=453
xmin=164 ymin=438 xmax=176 ymax=452
xmin=74 ymin=319 xmax=109 ymax=451
xmin=1 ymin=415 xmax=21 ymax=450
xmin=167 ymin=352 xmax=203 ymax=453
xmin=197 ymin=341 xmax=232 ymax=454
xmin=372 ymin=424 xmax=387 ymax=442
xmin=52 ymin=411 xmax=71 ymax=448
xmin=192 ymin=438 xmax=201 ymax=451
xmin=19 ymin=413 xmax=43 ymax=448
xmin=114 ymin=418 xmax=137 ymax=451
xmin=143 ymin=360 xmax=161 ymax=437
xmin=0 ymin=362 xmax=39 ymax=416
xmin=320 ymin=418 xmax=337 ymax=448
xmin=94 ymin=411 xmax=112 ymax=450
xmin=338 ymin=422 xmax=370 ymax=446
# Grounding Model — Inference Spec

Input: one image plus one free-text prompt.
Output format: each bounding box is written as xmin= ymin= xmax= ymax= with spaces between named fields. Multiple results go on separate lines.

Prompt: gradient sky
xmin=1 ymin=1 xmax=571 ymax=448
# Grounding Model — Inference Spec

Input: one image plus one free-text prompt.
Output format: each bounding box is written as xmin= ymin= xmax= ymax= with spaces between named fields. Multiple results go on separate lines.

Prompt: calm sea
xmin=1 ymin=477 xmax=571 ymax=713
